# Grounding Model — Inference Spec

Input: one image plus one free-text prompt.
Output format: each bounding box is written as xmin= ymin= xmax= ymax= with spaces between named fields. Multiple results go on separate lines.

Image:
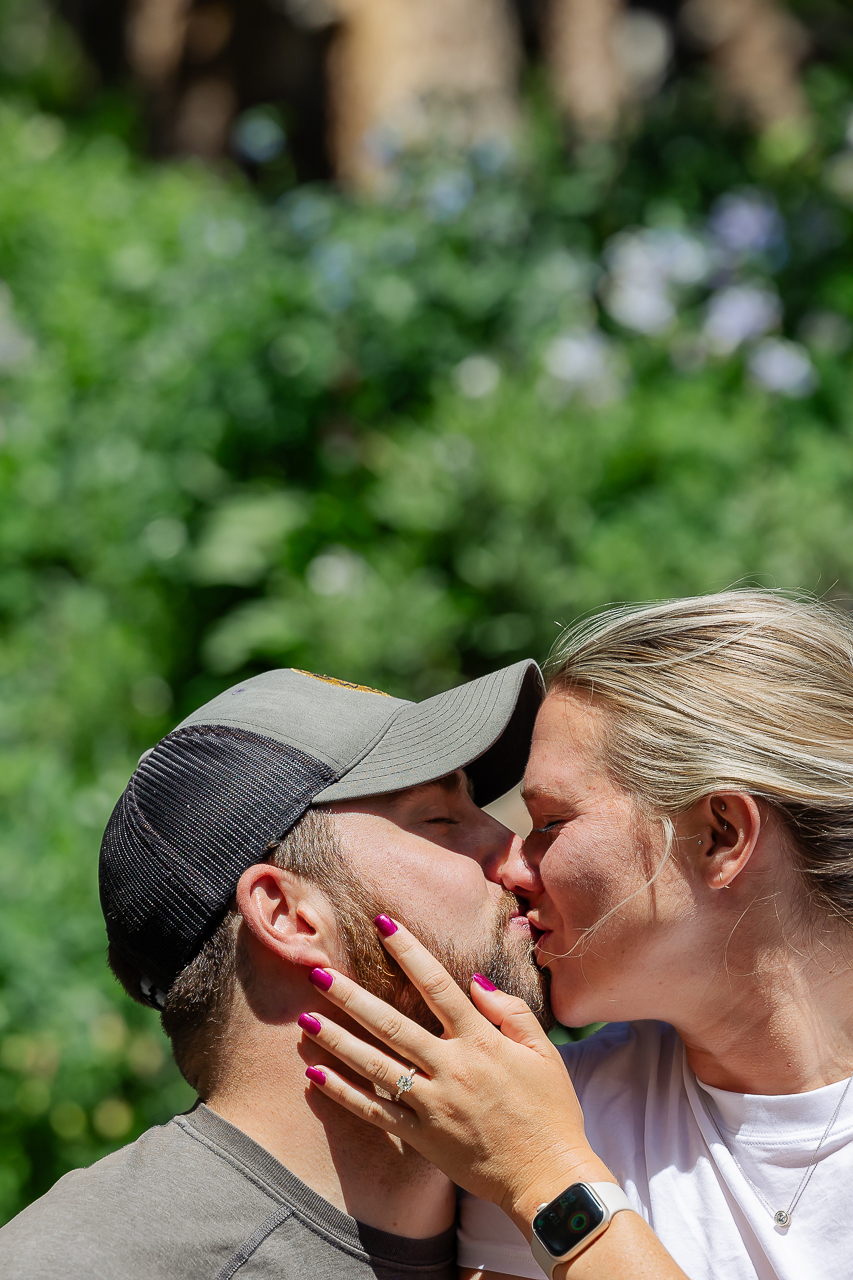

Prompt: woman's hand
xmin=298 ymin=916 xmax=611 ymax=1233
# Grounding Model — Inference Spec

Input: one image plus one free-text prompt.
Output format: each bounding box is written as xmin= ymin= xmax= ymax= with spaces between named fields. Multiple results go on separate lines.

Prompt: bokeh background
xmin=1 ymin=0 xmax=853 ymax=1222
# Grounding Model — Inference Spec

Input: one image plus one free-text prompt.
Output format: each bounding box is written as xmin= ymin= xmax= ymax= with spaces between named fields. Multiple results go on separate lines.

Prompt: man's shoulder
xmin=0 ymin=1112 xmax=268 ymax=1280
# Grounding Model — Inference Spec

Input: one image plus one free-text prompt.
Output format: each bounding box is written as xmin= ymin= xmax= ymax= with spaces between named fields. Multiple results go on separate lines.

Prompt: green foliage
xmin=3 ymin=62 xmax=853 ymax=1220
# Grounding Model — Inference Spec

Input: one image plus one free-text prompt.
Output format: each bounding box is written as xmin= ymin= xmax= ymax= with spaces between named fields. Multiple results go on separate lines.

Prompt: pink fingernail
xmin=298 ymin=1013 xmax=322 ymax=1034
xmin=309 ymin=968 xmax=333 ymax=991
xmin=472 ymin=973 xmax=497 ymax=991
xmin=305 ymin=1066 xmax=326 ymax=1086
xmin=375 ymin=914 xmax=398 ymax=937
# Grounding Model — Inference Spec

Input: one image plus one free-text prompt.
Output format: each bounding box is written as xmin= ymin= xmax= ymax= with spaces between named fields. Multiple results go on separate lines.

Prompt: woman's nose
xmin=498 ymin=833 xmax=543 ymax=897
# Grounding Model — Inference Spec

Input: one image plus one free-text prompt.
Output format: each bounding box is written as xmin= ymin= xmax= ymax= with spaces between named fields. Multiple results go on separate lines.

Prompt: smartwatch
xmin=531 ymin=1181 xmax=633 ymax=1277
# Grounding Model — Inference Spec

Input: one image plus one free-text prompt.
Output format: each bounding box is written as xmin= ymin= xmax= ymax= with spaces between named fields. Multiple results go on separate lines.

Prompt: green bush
xmin=3 ymin=65 xmax=853 ymax=1218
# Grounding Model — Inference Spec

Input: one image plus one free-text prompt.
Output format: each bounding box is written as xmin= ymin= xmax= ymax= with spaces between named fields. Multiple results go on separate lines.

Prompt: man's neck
xmin=206 ymin=1023 xmax=455 ymax=1239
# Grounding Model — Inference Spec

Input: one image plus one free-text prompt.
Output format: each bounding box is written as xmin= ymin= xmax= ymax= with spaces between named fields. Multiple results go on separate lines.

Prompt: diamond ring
xmin=393 ymin=1066 xmax=417 ymax=1102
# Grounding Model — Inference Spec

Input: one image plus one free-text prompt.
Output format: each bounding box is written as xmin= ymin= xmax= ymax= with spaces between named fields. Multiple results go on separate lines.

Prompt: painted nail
xmin=472 ymin=973 xmax=497 ymax=991
xmin=309 ymin=968 xmax=333 ymax=991
xmin=375 ymin=914 xmax=398 ymax=937
xmin=305 ymin=1066 xmax=326 ymax=1086
xmin=298 ymin=1013 xmax=322 ymax=1035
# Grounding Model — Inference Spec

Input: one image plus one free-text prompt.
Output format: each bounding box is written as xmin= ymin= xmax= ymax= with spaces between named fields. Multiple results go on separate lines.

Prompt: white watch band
xmin=589 ymin=1181 xmax=632 ymax=1217
xmin=531 ymin=1181 xmax=633 ymax=1278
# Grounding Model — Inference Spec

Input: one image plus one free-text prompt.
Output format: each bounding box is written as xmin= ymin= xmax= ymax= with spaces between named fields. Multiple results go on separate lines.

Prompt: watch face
xmin=534 ymin=1184 xmax=605 ymax=1257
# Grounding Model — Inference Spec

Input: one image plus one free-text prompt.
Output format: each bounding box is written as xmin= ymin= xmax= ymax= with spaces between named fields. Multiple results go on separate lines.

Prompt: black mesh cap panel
xmin=99 ymin=725 xmax=336 ymax=998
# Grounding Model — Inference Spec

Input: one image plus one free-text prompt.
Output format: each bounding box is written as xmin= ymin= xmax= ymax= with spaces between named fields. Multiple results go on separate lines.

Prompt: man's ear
xmin=235 ymin=864 xmax=337 ymax=970
xmin=678 ymin=791 xmax=763 ymax=892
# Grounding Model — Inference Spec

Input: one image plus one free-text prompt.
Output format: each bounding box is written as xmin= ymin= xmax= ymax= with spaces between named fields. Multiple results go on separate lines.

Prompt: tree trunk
xmin=545 ymin=0 xmax=626 ymax=140
xmin=328 ymin=0 xmax=521 ymax=189
xmin=681 ymin=0 xmax=809 ymax=132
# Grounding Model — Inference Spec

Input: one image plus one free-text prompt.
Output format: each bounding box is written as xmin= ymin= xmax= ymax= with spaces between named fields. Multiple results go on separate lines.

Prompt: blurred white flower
xmin=601 ymin=228 xmax=710 ymax=335
xmin=543 ymin=329 xmax=625 ymax=405
xmin=307 ymin=547 xmax=367 ymax=596
xmin=604 ymin=279 xmax=674 ymax=334
xmin=748 ymin=339 xmax=817 ymax=398
xmin=703 ymin=284 xmax=781 ymax=355
xmin=708 ymin=191 xmax=785 ymax=257
xmin=454 ymin=355 xmax=500 ymax=399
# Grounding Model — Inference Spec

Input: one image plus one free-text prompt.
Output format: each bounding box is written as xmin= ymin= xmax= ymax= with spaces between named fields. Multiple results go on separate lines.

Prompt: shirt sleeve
xmin=456 ymin=1192 xmax=548 ymax=1278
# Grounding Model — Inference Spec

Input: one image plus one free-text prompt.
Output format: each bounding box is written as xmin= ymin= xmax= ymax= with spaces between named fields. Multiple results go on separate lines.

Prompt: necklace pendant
xmin=774 ymin=1210 xmax=791 ymax=1227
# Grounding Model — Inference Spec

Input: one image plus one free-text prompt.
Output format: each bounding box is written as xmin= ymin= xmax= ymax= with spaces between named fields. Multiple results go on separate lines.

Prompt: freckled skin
xmin=503 ymin=694 xmax=710 ymax=1030
xmin=497 ymin=692 xmax=853 ymax=1097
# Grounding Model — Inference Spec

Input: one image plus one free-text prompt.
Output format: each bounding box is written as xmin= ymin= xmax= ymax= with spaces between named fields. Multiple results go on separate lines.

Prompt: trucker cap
xmin=100 ymin=659 xmax=544 ymax=1005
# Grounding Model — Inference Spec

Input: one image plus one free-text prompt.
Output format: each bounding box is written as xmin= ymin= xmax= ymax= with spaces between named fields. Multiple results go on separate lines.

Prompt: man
xmin=0 ymin=660 xmax=546 ymax=1278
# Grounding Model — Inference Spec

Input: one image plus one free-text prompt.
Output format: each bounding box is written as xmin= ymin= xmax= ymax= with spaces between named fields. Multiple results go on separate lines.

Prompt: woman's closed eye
xmin=532 ymin=818 xmax=570 ymax=834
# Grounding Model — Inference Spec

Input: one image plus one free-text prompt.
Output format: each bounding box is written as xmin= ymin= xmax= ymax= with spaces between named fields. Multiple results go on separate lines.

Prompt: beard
xmin=330 ymin=875 xmax=554 ymax=1036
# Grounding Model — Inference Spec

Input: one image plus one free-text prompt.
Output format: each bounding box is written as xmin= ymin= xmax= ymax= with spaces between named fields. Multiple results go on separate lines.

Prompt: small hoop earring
xmin=719 ymin=872 xmax=730 ymax=890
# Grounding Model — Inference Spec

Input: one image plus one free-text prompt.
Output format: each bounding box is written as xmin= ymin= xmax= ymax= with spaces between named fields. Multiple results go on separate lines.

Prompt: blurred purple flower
xmin=703 ymin=284 xmax=781 ymax=355
xmin=708 ymin=191 xmax=786 ymax=259
xmin=232 ymin=111 xmax=286 ymax=164
xmin=311 ymin=241 xmax=355 ymax=311
xmin=425 ymin=171 xmax=473 ymax=221
xmin=748 ymin=339 xmax=817 ymax=398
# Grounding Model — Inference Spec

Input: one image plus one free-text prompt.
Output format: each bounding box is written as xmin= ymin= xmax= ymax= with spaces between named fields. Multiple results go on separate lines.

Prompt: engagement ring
xmin=394 ymin=1067 xmax=417 ymax=1101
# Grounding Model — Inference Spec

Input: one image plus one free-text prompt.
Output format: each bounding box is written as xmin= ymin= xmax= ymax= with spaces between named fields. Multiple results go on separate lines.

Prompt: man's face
xmin=323 ymin=772 xmax=551 ymax=1029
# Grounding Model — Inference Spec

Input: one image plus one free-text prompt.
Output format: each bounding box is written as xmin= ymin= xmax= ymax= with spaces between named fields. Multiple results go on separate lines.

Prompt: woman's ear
xmin=235 ymin=863 xmax=337 ymax=970
xmin=680 ymin=792 xmax=762 ymax=892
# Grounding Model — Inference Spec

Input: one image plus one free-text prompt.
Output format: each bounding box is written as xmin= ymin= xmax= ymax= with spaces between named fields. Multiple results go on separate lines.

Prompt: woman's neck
xmin=677 ymin=930 xmax=853 ymax=1095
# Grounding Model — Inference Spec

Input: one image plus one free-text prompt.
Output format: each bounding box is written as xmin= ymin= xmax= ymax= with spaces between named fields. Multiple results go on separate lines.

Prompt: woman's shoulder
xmin=558 ymin=1020 xmax=682 ymax=1094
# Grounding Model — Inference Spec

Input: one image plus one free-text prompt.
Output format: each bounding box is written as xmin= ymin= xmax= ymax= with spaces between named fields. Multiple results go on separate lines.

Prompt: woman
xmin=297 ymin=591 xmax=853 ymax=1280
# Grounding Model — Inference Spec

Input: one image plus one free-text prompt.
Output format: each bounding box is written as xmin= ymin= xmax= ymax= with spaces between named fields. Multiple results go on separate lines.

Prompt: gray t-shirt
xmin=0 ymin=1103 xmax=456 ymax=1279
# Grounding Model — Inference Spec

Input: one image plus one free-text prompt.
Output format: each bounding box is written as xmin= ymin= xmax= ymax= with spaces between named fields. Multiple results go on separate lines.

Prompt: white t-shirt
xmin=457 ymin=1021 xmax=853 ymax=1280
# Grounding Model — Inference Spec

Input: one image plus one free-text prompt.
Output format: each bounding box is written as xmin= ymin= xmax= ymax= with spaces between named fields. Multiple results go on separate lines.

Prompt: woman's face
xmin=516 ymin=692 xmax=700 ymax=1029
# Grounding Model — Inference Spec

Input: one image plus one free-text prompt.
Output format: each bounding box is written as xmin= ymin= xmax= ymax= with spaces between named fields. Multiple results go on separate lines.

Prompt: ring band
xmin=393 ymin=1066 xmax=417 ymax=1102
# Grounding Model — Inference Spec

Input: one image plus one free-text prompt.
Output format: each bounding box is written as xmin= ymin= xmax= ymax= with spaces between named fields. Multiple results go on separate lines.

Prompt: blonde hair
xmin=547 ymin=590 xmax=853 ymax=925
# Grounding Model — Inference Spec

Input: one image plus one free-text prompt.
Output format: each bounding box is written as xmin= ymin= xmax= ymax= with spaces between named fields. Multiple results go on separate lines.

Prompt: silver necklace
xmin=701 ymin=1074 xmax=853 ymax=1228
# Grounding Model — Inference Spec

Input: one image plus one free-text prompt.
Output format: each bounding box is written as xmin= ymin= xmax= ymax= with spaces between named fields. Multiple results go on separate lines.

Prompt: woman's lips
xmin=532 ymin=926 xmax=552 ymax=954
